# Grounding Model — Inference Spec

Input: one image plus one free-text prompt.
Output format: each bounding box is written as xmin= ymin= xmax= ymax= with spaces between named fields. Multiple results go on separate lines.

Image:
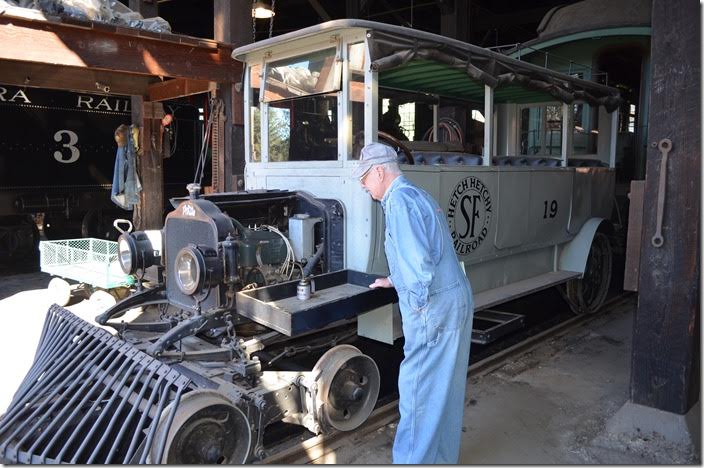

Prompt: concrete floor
xmin=0 ymin=274 xmax=700 ymax=464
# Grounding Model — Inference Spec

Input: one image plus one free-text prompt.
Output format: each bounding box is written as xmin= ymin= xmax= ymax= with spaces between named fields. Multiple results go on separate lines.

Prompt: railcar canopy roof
xmin=233 ymin=19 xmax=622 ymax=111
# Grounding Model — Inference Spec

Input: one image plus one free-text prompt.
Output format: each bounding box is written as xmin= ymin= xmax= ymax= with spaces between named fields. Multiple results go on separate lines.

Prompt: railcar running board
xmin=471 ymin=310 xmax=525 ymax=345
xmin=473 ymin=270 xmax=582 ymax=311
xmin=0 ymin=304 xmax=192 ymax=464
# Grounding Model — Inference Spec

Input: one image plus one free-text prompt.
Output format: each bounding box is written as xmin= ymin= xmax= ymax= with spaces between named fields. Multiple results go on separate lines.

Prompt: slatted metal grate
xmin=0 ymin=305 xmax=191 ymax=464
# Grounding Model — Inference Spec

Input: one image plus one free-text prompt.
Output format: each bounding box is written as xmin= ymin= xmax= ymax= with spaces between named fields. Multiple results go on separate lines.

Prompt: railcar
xmin=0 ymin=85 xmax=201 ymax=263
xmin=0 ymin=20 xmax=621 ymax=463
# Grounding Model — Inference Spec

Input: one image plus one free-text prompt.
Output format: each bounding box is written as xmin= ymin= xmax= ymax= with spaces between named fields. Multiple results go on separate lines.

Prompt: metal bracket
xmin=651 ymin=138 xmax=672 ymax=248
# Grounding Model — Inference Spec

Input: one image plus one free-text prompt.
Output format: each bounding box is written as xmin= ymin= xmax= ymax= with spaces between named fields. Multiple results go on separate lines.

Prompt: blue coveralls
xmin=381 ymin=176 xmax=474 ymax=464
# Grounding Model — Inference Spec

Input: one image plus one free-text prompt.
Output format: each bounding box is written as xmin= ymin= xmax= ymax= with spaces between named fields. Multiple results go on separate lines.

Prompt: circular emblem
xmin=447 ymin=177 xmax=493 ymax=255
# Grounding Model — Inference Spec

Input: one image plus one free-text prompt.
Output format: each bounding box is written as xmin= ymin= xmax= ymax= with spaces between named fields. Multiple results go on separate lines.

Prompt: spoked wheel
xmin=311 ymin=344 xmax=380 ymax=433
xmin=562 ymin=232 xmax=613 ymax=314
xmin=152 ymin=390 xmax=252 ymax=464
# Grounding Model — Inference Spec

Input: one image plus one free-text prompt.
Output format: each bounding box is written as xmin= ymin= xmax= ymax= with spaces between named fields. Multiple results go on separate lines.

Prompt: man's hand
xmin=369 ymin=277 xmax=393 ymax=289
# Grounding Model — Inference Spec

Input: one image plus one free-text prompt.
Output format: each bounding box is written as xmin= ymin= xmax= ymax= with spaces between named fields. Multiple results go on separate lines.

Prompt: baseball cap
xmin=352 ymin=143 xmax=398 ymax=179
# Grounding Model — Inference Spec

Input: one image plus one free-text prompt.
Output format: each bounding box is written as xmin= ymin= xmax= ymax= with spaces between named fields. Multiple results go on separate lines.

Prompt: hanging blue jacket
xmin=111 ymin=127 xmax=142 ymax=210
xmin=381 ymin=175 xmax=474 ymax=464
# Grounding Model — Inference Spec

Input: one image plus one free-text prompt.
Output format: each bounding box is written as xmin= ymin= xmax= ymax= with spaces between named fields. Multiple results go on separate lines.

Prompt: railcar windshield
xmin=267 ymin=94 xmax=338 ymax=162
xmin=250 ymin=47 xmax=342 ymax=162
xmin=263 ymin=48 xmax=341 ymax=102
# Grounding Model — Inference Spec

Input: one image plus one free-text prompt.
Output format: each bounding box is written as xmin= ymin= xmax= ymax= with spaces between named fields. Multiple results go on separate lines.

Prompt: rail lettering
xmin=0 ymin=87 xmax=31 ymax=104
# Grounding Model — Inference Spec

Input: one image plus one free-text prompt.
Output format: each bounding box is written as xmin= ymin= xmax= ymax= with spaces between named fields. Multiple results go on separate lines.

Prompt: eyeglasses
xmin=358 ymin=166 xmax=373 ymax=183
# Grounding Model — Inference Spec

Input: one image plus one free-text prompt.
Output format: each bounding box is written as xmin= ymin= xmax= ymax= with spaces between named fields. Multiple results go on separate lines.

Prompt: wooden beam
xmin=440 ymin=0 xmax=470 ymax=43
xmin=631 ymin=0 xmax=700 ymax=414
xmin=0 ymin=13 xmax=238 ymax=83
xmin=0 ymin=60 xmax=152 ymax=95
xmin=148 ymin=78 xmax=216 ymax=101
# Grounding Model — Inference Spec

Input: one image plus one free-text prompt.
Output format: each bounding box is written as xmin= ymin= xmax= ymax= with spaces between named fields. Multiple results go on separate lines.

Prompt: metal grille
xmin=164 ymin=217 xmax=218 ymax=311
xmin=39 ymin=238 xmax=134 ymax=289
xmin=0 ymin=305 xmax=191 ymax=464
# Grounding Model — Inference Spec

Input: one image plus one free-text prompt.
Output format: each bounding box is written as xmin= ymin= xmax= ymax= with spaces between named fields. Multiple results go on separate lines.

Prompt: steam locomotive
xmin=0 ymin=84 xmax=201 ymax=264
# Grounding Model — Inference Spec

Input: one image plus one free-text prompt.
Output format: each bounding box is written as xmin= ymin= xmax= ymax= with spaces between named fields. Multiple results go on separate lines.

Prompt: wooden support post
xmin=440 ymin=0 xmax=470 ymax=42
xmin=214 ymin=0 xmax=251 ymax=192
xmin=631 ymin=0 xmax=700 ymax=414
xmin=131 ymin=98 xmax=165 ymax=230
xmin=345 ymin=0 xmax=360 ymax=18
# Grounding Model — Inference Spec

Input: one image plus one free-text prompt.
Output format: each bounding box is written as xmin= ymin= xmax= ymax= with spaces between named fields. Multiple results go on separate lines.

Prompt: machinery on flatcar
xmin=0 ymin=20 xmax=621 ymax=463
xmin=0 ymin=85 xmax=201 ymax=264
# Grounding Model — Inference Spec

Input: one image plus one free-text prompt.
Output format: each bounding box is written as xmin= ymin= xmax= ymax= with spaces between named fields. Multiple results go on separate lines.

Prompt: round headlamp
xmin=117 ymin=234 xmax=137 ymax=274
xmin=175 ymin=247 xmax=203 ymax=295
xmin=117 ymin=231 xmax=161 ymax=275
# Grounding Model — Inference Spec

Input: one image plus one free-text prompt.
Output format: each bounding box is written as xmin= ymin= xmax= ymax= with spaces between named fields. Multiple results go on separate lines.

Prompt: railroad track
xmin=260 ymin=292 xmax=635 ymax=464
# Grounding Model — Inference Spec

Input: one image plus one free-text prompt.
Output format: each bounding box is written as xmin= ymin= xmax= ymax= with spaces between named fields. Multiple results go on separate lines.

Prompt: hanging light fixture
xmin=251 ymin=1 xmax=275 ymax=19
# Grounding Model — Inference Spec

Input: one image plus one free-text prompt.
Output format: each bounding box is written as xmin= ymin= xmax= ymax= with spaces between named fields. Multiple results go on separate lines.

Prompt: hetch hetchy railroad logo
xmin=447 ymin=177 xmax=493 ymax=255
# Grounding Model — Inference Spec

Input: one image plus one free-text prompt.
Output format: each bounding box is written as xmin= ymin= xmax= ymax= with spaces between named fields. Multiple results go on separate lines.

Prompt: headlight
xmin=117 ymin=231 xmax=162 ymax=275
xmin=117 ymin=235 xmax=136 ymax=274
xmin=175 ymin=247 xmax=202 ymax=295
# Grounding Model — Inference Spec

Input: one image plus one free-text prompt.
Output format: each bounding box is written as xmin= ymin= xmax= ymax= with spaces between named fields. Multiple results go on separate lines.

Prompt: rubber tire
xmin=562 ymin=232 xmax=613 ymax=314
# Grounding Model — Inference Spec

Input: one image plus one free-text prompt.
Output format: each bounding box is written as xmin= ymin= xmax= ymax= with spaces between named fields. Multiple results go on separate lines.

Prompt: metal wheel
xmin=311 ymin=344 xmax=380 ymax=433
xmin=0 ymin=215 xmax=38 ymax=264
xmin=152 ymin=390 xmax=252 ymax=464
xmin=563 ymin=232 xmax=612 ymax=314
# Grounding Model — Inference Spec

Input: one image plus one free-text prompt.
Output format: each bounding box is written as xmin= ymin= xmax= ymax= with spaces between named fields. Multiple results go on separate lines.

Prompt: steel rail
xmin=260 ymin=292 xmax=635 ymax=464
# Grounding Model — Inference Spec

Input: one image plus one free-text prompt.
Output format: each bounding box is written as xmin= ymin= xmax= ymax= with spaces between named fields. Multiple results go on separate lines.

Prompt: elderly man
xmin=353 ymin=142 xmax=474 ymax=464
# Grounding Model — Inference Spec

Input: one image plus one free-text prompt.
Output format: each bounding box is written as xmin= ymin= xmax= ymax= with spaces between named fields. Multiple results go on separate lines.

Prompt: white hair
xmin=379 ymin=161 xmax=402 ymax=175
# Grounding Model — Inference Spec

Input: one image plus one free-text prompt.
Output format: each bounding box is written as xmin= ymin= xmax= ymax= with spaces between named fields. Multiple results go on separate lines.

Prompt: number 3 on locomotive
xmin=53 ymin=129 xmax=80 ymax=164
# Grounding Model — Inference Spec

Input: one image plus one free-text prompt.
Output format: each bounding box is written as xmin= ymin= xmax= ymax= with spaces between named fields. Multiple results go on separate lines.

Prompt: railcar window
xmin=520 ymin=105 xmax=562 ymax=156
xmin=544 ymin=105 xmax=563 ymax=155
xmin=263 ymin=48 xmax=341 ymax=102
xmin=572 ymin=103 xmax=599 ymax=155
xmin=520 ymin=103 xmax=599 ymax=156
xmin=349 ymin=42 xmax=365 ymax=160
xmin=250 ymin=64 xmax=261 ymax=162
xmin=268 ymin=95 xmax=338 ymax=162
xmin=377 ymin=89 xmax=437 ymax=140
xmin=520 ymin=106 xmax=546 ymax=155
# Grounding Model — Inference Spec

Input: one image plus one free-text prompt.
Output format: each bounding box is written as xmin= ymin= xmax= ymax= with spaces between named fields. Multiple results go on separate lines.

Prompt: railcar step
xmin=471 ymin=309 xmax=525 ymax=345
